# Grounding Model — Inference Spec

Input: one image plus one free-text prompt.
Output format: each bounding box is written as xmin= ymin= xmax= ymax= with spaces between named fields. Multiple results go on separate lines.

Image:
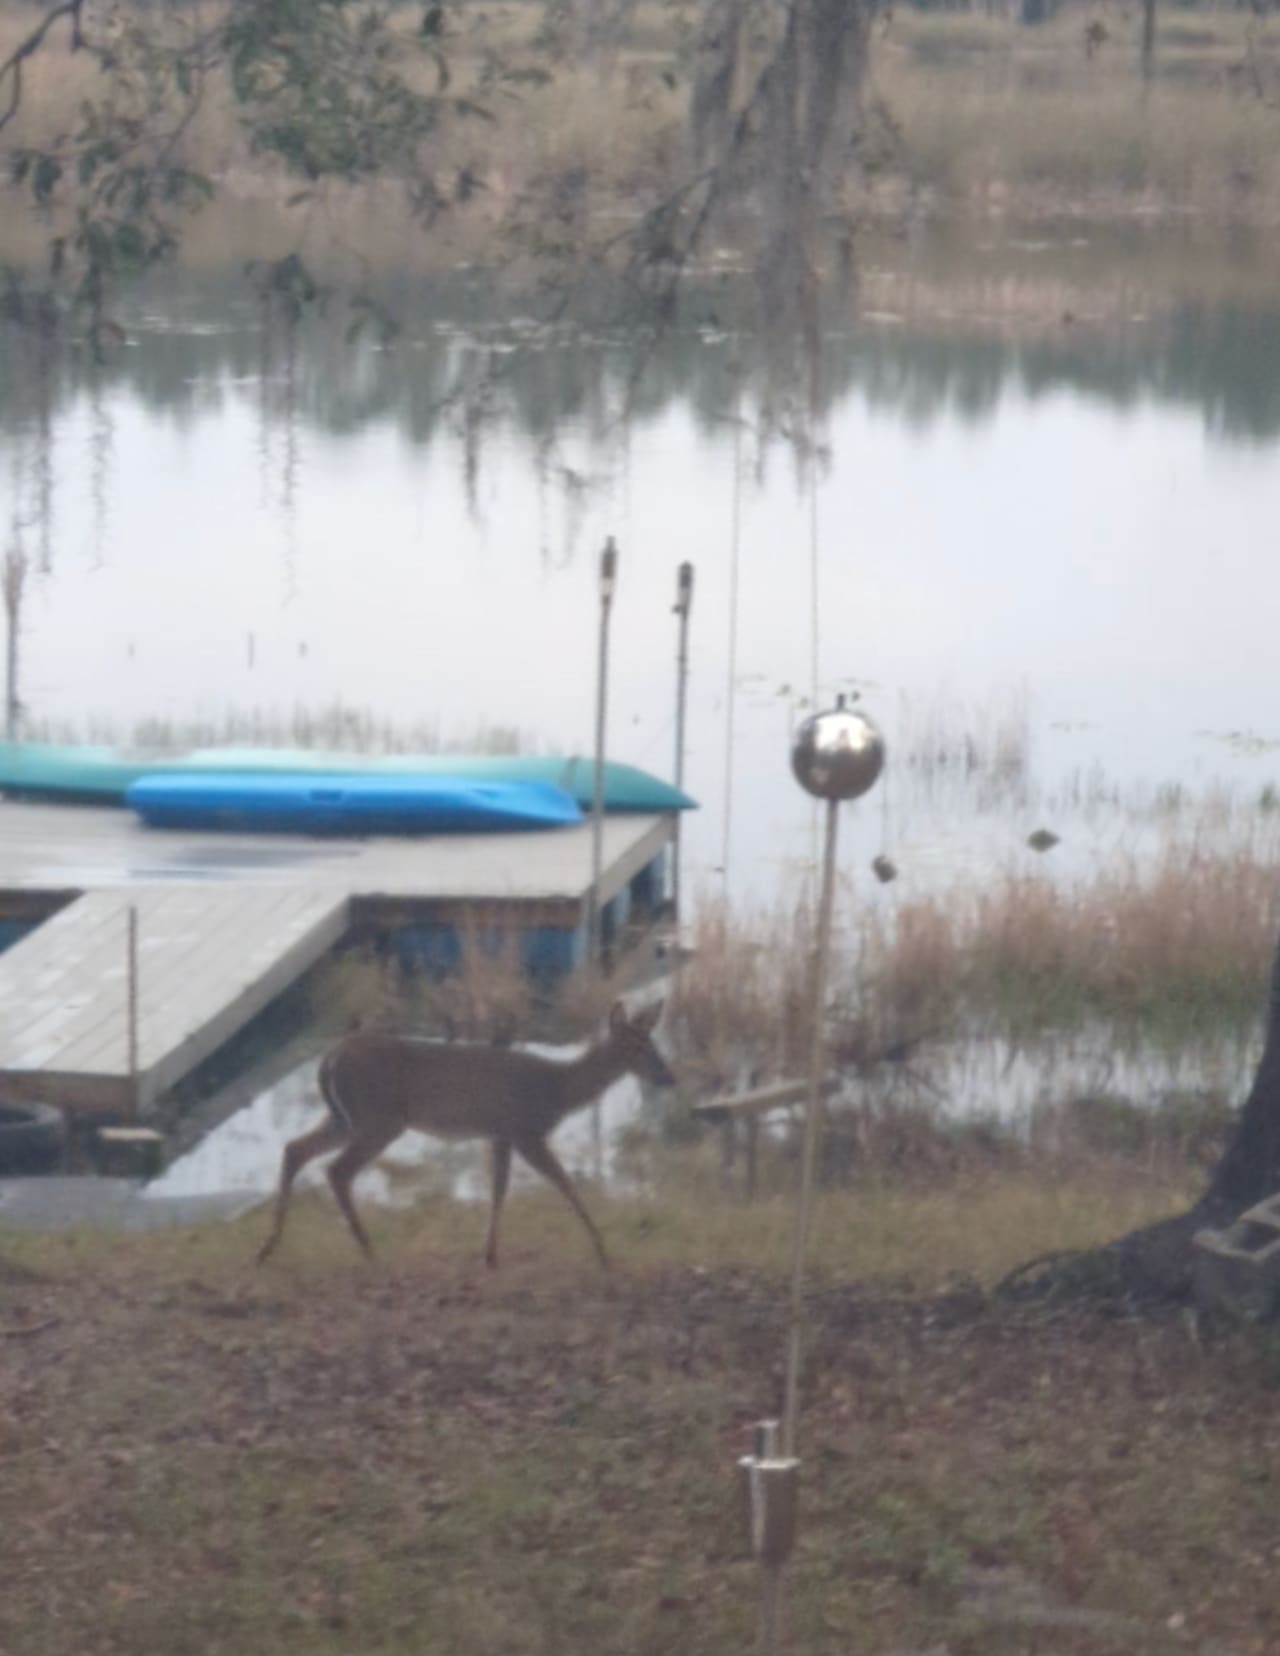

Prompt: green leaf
xmin=33 ymin=155 xmax=63 ymax=204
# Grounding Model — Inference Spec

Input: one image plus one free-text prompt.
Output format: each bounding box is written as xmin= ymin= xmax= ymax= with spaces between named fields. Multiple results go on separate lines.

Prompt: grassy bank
xmin=4 ymin=1166 xmax=1280 ymax=1656
xmin=873 ymin=8 xmax=1280 ymax=224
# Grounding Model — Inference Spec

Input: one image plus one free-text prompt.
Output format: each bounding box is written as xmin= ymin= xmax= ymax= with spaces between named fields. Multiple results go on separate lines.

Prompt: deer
xmin=255 ymin=998 xmax=674 ymax=1270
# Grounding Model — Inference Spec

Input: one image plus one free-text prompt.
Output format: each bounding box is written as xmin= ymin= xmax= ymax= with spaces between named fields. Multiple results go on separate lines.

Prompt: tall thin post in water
xmin=587 ymin=536 xmax=618 ymax=967
xmin=3 ymin=546 xmax=26 ymax=742
xmin=1141 ymin=0 xmax=1156 ymax=86
xmin=126 ymin=904 xmax=140 ymax=1115
xmin=722 ymin=397 xmax=743 ymax=884
xmin=587 ymin=538 xmax=618 ymax=1182
xmin=672 ymin=561 xmax=694 ymax=921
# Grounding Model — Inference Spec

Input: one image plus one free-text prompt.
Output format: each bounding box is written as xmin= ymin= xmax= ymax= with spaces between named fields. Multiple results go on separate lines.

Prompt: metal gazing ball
xmin=791 ymin=698 xmax=885 ymax=801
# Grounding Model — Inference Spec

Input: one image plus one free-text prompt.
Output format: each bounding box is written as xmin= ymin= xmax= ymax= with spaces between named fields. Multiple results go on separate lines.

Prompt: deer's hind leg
xmin=325 ymin=1122 xmax=404 ymax=1258
xmin=484 ymin=1138 xmax=513 ymax=1269
xmin=515 ymin=1135 xmax=610 ymax=1270
xmin=256 ymin=1117 xmax=348 ymax=1264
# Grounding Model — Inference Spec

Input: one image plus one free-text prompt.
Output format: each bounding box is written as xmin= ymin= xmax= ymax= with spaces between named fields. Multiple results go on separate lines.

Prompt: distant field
xmin=3 ymin=0 xmax=1280 ymax=282
xmin=874 ymin=6 xmax=1280 ymax=223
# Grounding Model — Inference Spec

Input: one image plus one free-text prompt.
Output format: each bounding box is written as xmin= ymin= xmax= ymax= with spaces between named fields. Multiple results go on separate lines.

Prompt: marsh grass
xmin=873 ymin=8 xmax=1280 ymax=220
xmin=21 ymin=704 xmax=531 ymax=754
xmin=867 ymin=841 xmax=1279 ymax=1045
xmin=674 ymin=828 xmax=1276 ymax=1077
xmin=895 ymin=687 xmax=1032 ymax=808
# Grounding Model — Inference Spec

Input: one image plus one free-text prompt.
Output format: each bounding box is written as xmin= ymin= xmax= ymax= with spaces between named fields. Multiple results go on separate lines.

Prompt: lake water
xmin=4 ymin=262 xmax=1280 ymax=913
xmin=5 ymin=239 xmax=1277 ymax=1200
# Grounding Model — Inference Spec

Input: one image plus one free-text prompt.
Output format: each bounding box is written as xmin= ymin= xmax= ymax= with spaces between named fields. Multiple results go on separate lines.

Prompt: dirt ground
xmin=3 ymin=1197 xmax=1280 ymax=1656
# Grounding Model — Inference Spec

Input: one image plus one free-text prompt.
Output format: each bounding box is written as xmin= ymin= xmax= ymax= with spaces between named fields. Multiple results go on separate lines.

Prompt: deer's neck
xmin=552 ymin=1038 xmax=626 ymax=1124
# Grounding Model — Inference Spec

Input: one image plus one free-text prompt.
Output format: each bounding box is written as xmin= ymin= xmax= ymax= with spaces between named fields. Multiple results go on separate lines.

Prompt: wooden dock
xmin=0 ymin=800 xmax=674 ymax=1116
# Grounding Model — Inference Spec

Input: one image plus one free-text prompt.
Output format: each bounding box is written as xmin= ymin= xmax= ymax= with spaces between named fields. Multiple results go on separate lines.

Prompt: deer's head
xmin=609 ymin=998 xmax=676 ymax=1088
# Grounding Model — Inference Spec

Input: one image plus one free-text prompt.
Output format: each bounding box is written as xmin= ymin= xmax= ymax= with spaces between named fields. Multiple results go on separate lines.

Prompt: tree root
xmin=994 ymin=1210 xmax=1213 ymax=1311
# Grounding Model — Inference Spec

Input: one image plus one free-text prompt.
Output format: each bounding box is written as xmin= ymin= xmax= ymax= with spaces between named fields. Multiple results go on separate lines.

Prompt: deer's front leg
xmin=485 ymin=1137 xmax=512 ymax=1268
xmin=256 ymin=1117 xmax=347 ymax=1264
xmin=515 ymin=1134 xmax=610 ymax=1270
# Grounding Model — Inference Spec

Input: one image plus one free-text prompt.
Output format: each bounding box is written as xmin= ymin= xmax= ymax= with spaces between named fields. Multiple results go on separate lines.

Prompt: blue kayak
xmin=126 ymin=773 xmax=585 ymax=835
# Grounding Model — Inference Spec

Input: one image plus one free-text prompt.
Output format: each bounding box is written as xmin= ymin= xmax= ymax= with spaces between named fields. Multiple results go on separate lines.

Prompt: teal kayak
xmin=0 ymin=743 xmax=696 ymax=813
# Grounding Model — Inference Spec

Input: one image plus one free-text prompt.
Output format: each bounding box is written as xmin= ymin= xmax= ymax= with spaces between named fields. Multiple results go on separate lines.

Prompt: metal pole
xmin=761 ymin=1564 xmax=784 ymax=1653
xmin=126 ymin=903 xmax=139 ymax=1113
xmin=672 ymin=561 xmax=694 ymax=920
xmin=587 ymin=536 xmax=617 ymax=968
xmin=740 ymin=700 xmax=881 ymax=1656
xmin=781 ymin=796 xmax=840 ymax=1459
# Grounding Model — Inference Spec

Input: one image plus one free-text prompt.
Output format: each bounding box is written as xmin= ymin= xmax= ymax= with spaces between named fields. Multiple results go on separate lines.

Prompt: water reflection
xmin=7 ymin=281 xmax=1280 ymax=445
xmin=148 ymin=1054 xmax=650 ymax=1207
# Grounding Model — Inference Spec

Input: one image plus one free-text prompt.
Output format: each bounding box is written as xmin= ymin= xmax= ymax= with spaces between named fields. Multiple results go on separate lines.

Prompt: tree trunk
xmin=1002 ymin=915 xmax=1280 ymax=1306
xmin=1200 ymin=928 xmax=1280 ymax=1214
xmin=1141 ymin=0 xmax=1157 ymax=87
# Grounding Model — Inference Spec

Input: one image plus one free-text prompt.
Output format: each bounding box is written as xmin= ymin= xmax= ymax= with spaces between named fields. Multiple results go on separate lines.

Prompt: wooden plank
xmin=0 ymin=799 xmax=671 ymax=902
xmin=0 ymin=894 xmax=137 ymax=1065
xmin=53 ymin=889 xmax=342 ymax=1077
xmin=53 ymin=887 xmax=304 ymax=1073
xmin=141 ymin=894 xmax=350 ymax=1105
xmin=0 ymin=1066 xmax=133 ymax=1115
xmin=140 ymin=890 xmax=344 ymax=1082
xmin=0 ymin=886 xmax=349 ymax=1112
xmin=350 ymin=894 xmax=582 ymax=931
xmin=132 ymin=889 xmax=338 ymax=1062
xmin=691 ymin=1075 xmax=843 ymax=1120
xmin=2 ymin=892 xmax=157 ymax=1066
xmin=2 ymin=888 xmax=223 ymax=1070
xmin=591 ymin=816 xmax=673 ymax=908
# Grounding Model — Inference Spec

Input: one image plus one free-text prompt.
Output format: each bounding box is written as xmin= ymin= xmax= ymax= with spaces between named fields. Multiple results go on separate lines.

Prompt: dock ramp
xmin=0 ymin=887 xmax=350 ymax=1114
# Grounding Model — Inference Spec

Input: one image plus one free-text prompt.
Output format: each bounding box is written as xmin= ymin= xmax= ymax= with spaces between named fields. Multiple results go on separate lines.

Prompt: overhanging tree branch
xmin=0 ymin=0 xmax=87 ymax=135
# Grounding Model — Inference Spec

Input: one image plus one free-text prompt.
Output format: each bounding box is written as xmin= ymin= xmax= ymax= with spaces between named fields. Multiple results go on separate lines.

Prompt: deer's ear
xmin=609 ymin=1000 xmax=628 ymax=1033
xmin=636 ymin=999 xmax=663 ymax=1033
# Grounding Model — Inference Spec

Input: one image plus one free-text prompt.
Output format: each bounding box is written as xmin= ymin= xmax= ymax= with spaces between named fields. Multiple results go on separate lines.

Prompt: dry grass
xmin=872 ymin=8 xmax=1280 ymax=221
xmin=5 ymin=1166 xmax=1280 ymax=1656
